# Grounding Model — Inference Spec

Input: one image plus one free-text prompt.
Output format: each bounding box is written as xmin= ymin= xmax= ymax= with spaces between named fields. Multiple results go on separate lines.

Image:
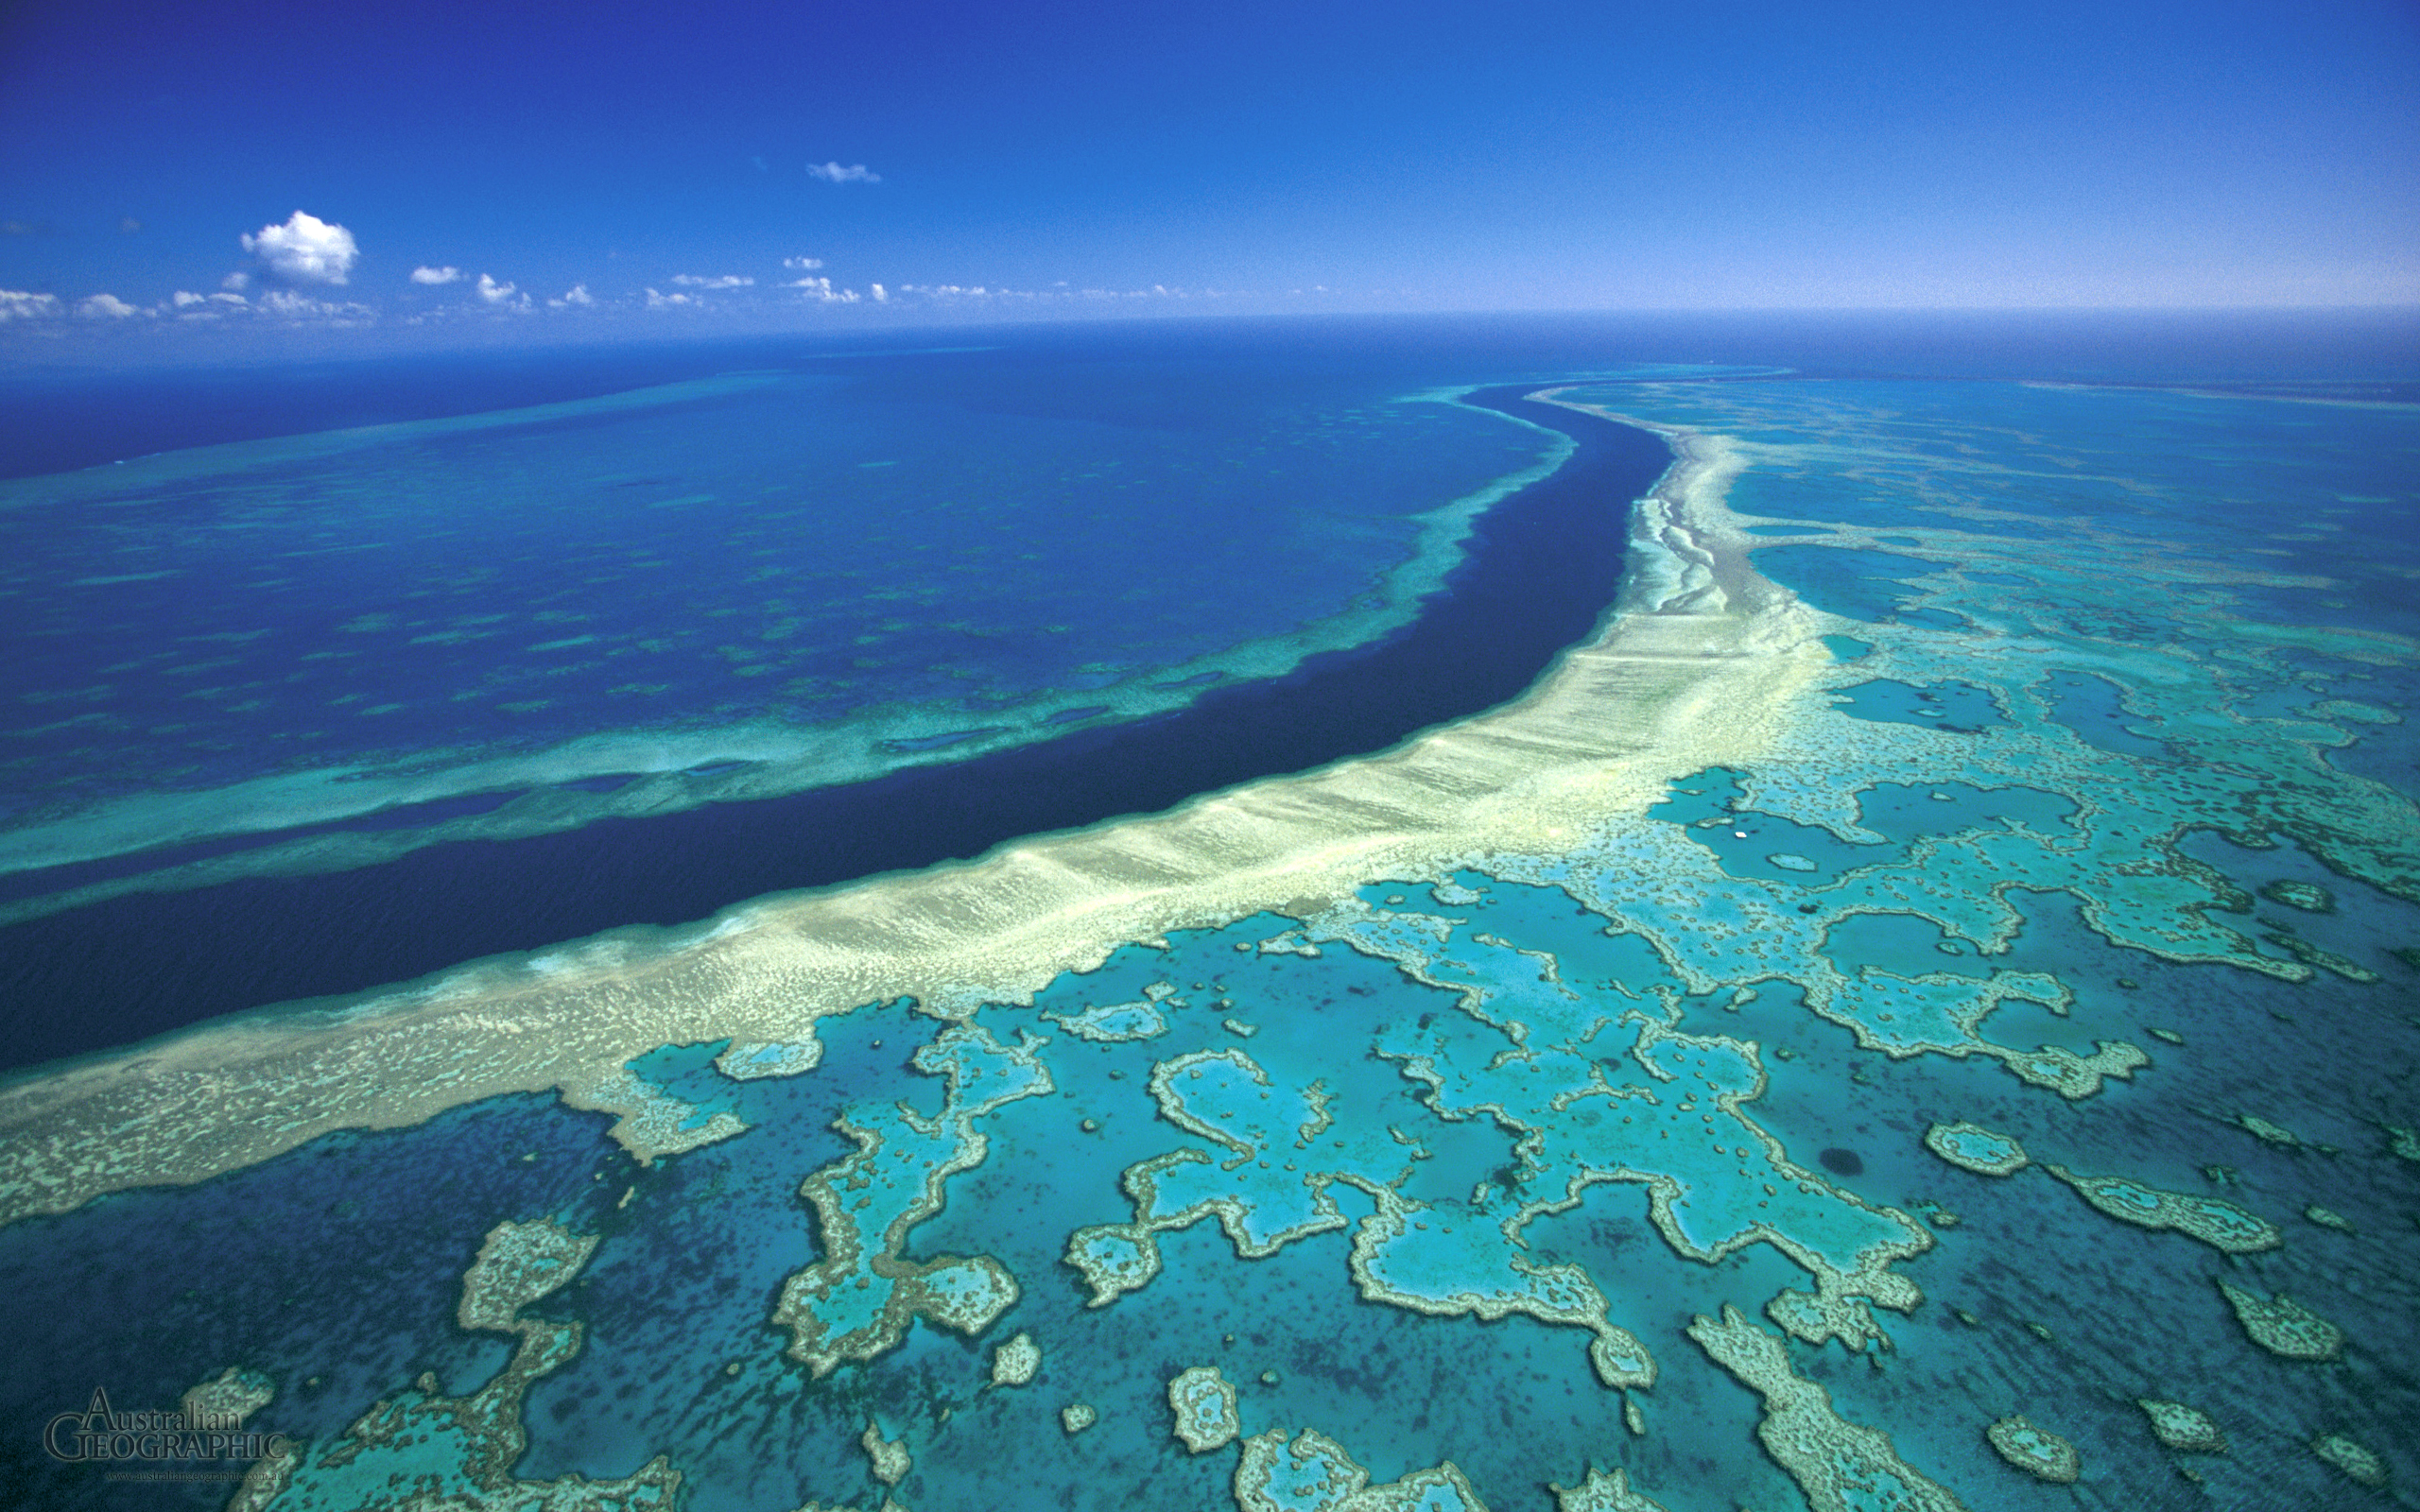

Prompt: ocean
xmin=1 ymin=310 xmax=2414 ymax=1511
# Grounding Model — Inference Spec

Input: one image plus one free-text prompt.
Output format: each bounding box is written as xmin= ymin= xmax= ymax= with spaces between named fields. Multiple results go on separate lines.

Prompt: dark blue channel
xmin=0 ymin=388 xmax=1668 ymax=1074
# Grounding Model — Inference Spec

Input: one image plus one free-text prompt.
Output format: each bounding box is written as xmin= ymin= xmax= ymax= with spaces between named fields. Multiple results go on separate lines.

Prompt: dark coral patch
xmin=1818 ymin=1146 xmax=1864 ymax=1177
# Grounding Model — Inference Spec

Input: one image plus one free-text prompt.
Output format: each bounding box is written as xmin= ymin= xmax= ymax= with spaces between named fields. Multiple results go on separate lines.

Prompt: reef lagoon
xmin=1 ymin=313 xmax=2415 ymax=1510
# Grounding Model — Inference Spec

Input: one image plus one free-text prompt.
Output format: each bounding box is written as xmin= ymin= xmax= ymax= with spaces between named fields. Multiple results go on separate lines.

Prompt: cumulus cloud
xmin=670 ymin=273 xmax=752 ymax=288
xmin=0 ymin=289 xmax=62 ymax=320
xmin=645 ymin=287 xmax=700 ymax=309
xmin=76 ymin=293 xmax=144 ymax=318
xmin=548 ymin=284 xmax=595 ymax=308
xmin=806 ymin=162 xmax=879 ymax=184
xmin=472 ymin=274 xmax=529 ymax=309
xmin=241 ymin=210 xmax=359 ymax=284
xmin=783 ymin=255 xmax=824 ymax=270
xmin=788 ymin=276 xmax=859 ymax=303
xmin=255 ymin=289 xmax=374 ymax=322
xmin=871 ymin=283 xmax=887 ymax=302
xmin=164 ymin=287 xmax=246 ymax=318
xmin=883 ymin=281 xmax=1223 ymax=306
xmin=410 ymin=265 xmax=462 ymax=285
xmin=221 ymin=271 xmax=250 ymax=291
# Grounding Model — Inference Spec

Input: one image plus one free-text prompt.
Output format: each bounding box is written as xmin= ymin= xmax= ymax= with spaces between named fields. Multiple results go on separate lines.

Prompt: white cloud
xmin=870 ymin=282 xmax=887 ymax=302
xmin=241 ymin=210 xmax=358 ymax=285
xmin=645 ymin=287 xmax=700 ymax=309
xmin=475 ymin=273 xmax=525 ymax=306
xmin=670 ymin=273 xmax=753 ymax=288
xmin=548 ymin=284 xmax=595 ymax=308
xmin=788 ymin=276 xmax=859 ymax=303
xmin=76 ymin=293 xmax=144 ymax=318
xmin=173 ymin=290 xmax=248 ymax=317
xmin=255 ymin=289 xmax=374 ymax=322
xmin=410 ymin=265 xmax=461 ymax=285
xmin=174 ymin=291 xmax=247 ymax=320
xmin=0 ymin=289 xmax=62 ymax=321
xmin=221 ymin=271 xmax=250 ymax=291
xmin=885 ymin=281 xmax=1222 ymax=306
xmin=806 ymin=162 xmax=880 ymax=184
xmin=783 ymin=255 xmax=824 ymax=270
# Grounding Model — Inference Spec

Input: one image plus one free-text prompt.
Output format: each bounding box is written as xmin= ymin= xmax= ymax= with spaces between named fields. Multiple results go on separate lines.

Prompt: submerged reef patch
xmin=1984 ymin=1414 xmax=2081 ymax=1484
xmin=860 ymin=1421 xmax=910 ymax=1486
xmin=2216 ymin=1281 xmax=2344 ymax=1361
xmin=227 ymin=1218 xmax=679 ymax=1511
xmin=2260 ymin=879 xmax=2336 ymax=913
xmin=2311 ymin=1433 xmax=2390 ymax=1489
xmin=182 ymin=1366 xmax=275 ymax=1430
xmin=1550 ymin=1466 xmax=1673 ymax=1512
xmin=770 ymin=1024 xmax=1047 ymax=1375
xmin=2044 ymin=1165 xmax=2282 ymax=1252
xmin=2138 ymin=1399 xmax=2226 ymax=1454
xmin=1922 ymin=1122 xmax=2030 ymax=1177
xmin=988 ymin=1332 xmax=1040 ymax=1388
xmin=1687 ymin=1305 xmax=1967 ymax=1512
xmin=1234 ymin=1426 xmax=1491 ymax=1512
xmin=1042 ymin=991 xmax=1174 ymax=1042
xmin=1168 ymin=1365 xmax=1242 ymax=1453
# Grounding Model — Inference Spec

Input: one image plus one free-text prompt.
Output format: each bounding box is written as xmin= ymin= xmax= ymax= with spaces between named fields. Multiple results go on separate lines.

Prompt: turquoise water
xmin=2 ymin=325 xmax=2416 ymax=1510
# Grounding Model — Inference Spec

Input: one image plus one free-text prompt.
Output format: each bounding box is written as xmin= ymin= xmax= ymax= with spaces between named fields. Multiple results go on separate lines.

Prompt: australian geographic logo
xmin=43 ymin=1388 xmax=289 ymax=1466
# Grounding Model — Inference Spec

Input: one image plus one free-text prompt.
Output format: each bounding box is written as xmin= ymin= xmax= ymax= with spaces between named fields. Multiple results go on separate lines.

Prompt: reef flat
xmin=5 ymin=348 xmax=2416 ymax=1511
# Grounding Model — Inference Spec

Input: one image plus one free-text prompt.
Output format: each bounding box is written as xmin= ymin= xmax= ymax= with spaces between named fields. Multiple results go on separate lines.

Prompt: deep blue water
xmin=0 ymin=350 xmax=1543 ymax=816
xmin=0 ymin=383 xmax=1665 ymax=1071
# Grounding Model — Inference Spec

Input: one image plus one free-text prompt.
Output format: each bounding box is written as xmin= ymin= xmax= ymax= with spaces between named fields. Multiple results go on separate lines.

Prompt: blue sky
xmin=2 ymin=0 xmax=2415 ymax=353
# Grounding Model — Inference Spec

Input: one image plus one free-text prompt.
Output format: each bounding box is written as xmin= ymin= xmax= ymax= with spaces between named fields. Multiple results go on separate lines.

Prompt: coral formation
xmin=1168 ymin=1365 xmax=1241 ymax=1453
xmin=2137 ymin=1400 xmax=2225 ymax=1454
xmin=2216 ymin=1281 xmax=2343 ymax=1361
xmin=1984 ymin=1415 xmax=2080 ymax=1484
xmin=1686 ymin=1305 xmax=1967 ymax=1512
